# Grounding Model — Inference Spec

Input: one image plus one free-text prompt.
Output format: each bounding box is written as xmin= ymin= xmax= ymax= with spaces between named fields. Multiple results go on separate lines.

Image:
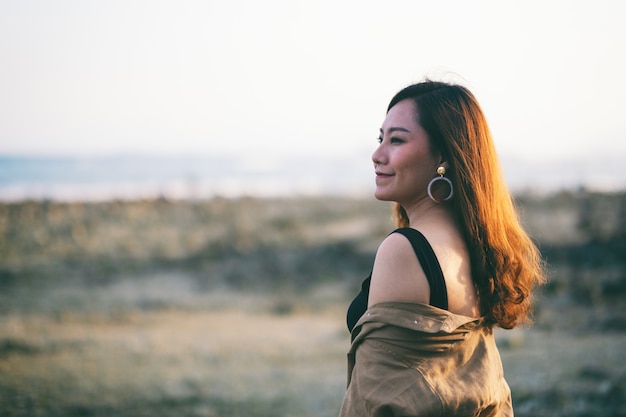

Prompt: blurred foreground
xmin=1 ymin=191 xmax=625 ymax=417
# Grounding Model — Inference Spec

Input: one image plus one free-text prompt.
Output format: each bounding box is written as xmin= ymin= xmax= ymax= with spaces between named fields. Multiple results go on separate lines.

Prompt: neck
xmin=403 ymin=198 xmax=453 ymax=229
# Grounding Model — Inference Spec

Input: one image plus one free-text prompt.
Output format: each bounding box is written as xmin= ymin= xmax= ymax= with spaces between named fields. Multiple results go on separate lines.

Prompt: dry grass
xmin=2 ymin=295 xmax=624 ymax=417
xmin=0 ymin=291 xmax=349 ymax=417
xmin=0 ymin=192 xmax=625 ymax=416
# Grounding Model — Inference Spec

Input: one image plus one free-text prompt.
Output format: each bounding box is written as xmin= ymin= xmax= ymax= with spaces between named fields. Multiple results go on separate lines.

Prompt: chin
xmin=374 ymin=189 xmax=394 ymax=202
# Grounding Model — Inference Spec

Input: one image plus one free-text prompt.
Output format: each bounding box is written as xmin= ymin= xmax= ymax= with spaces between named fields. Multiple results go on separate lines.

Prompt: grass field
xmin=0 ymin=296 xmax=348 ymax=417
xmin=1 ymin=191 xmax=625 ymax=416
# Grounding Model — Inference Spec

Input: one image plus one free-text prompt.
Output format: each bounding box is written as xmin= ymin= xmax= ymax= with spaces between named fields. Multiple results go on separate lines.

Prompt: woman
xmin=339 ymin=80 xmax=546 ymax=417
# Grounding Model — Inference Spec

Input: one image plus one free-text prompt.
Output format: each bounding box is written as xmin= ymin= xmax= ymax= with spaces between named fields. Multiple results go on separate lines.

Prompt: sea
xmin=0 ymin=154 xmax=624 ymax=202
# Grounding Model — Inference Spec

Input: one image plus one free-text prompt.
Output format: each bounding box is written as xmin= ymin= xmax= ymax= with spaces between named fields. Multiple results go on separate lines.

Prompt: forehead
xmin=382 ymin=99 xmax=420 ymax=130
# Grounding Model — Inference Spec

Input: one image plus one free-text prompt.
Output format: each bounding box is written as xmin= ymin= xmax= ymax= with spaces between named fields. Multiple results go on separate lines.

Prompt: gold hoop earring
xmin=427 ymin=166 xmax=454 ymax=203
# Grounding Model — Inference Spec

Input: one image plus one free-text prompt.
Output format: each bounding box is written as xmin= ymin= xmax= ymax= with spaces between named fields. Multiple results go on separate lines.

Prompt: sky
xmin=1 ymin=0 xmax=625 ymax=189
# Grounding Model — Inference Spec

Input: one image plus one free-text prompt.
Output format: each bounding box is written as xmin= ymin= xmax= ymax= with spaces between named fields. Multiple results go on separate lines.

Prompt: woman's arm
xmin=367 ymin=232 xmax=431 ymax=307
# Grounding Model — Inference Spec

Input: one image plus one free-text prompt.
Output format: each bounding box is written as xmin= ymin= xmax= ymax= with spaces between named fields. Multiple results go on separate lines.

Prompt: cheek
xmin=397 ymin=149 xmax=431 ymax=174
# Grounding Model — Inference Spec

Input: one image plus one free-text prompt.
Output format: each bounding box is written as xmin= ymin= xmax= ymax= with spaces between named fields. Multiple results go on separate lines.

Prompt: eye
xmin=390 ymin=137 xmax=404 ymax=144
xmin=376 ymin=136 xmax=383 ymax=144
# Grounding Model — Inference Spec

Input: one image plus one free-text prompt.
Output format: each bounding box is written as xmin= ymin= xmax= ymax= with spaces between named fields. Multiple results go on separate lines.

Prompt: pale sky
xmin=1 ymin=0 xmax=625 ymax=172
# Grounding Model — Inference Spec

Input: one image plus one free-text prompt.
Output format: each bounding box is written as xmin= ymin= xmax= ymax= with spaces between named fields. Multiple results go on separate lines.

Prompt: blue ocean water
xmin=0 ymin=154 xmax=373 ymax=201
xmin=0 ymin=154 xmax=623 ymax=201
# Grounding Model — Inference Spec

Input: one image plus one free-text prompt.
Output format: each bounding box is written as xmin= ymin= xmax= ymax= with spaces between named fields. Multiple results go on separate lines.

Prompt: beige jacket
xmin=339 ymin=302 xmax=513 ymax=417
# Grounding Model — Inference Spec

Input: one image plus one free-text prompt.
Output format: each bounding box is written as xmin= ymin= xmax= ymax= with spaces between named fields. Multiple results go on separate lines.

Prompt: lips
xmin=375 ymin=171 xmax=394 ymax=184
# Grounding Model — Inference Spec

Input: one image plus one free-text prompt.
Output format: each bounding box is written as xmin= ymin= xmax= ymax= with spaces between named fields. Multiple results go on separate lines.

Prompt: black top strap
xmin=392 ymin=228 xmax=448 ymax=311
xmin=346 ymin=227 xmax=450 ymax=331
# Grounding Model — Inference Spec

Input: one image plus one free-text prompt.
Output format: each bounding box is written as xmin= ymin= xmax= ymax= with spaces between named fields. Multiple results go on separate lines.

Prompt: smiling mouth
xmin=375 ymin=172 xmax=394 ymax=183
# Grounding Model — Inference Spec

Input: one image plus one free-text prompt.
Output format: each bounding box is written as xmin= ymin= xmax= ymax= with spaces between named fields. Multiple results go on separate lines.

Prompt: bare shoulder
xmin=367 ymin=232 xmax=430 ymax=307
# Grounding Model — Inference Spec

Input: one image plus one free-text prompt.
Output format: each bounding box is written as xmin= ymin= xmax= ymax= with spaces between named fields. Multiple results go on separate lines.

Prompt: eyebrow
xmin=380 ymin=127 xmax=411 ymax=134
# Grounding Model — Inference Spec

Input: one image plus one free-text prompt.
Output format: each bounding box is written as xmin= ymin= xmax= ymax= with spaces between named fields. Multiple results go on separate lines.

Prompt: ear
xmin=431 ymin=146 xmax=449 ymax=169
xmin=437 ymin=151 xmax=450 ymax=169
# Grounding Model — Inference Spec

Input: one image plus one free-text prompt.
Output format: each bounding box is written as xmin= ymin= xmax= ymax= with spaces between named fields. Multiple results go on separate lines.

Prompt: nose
xmin=372 ymin=144 xmax=385 ymax=167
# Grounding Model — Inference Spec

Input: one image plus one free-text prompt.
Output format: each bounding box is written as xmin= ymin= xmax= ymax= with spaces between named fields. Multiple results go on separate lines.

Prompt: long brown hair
xmin=388 ymin=80 xmax=546 ymax=329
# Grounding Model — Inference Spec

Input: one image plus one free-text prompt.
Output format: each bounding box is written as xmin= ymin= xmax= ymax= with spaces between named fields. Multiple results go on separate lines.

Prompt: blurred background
xmin=1 ymin=1 xmax=625 ymax=416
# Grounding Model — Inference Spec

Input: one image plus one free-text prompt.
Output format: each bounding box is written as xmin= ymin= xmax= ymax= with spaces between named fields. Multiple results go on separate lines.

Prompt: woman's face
xmin=372 ymin=99 xmax=440 ymax=205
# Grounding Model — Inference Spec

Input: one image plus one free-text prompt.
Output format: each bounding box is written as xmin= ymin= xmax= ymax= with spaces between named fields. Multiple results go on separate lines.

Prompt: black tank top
xmin=346 ymin=228 xmax=449 ymax=332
